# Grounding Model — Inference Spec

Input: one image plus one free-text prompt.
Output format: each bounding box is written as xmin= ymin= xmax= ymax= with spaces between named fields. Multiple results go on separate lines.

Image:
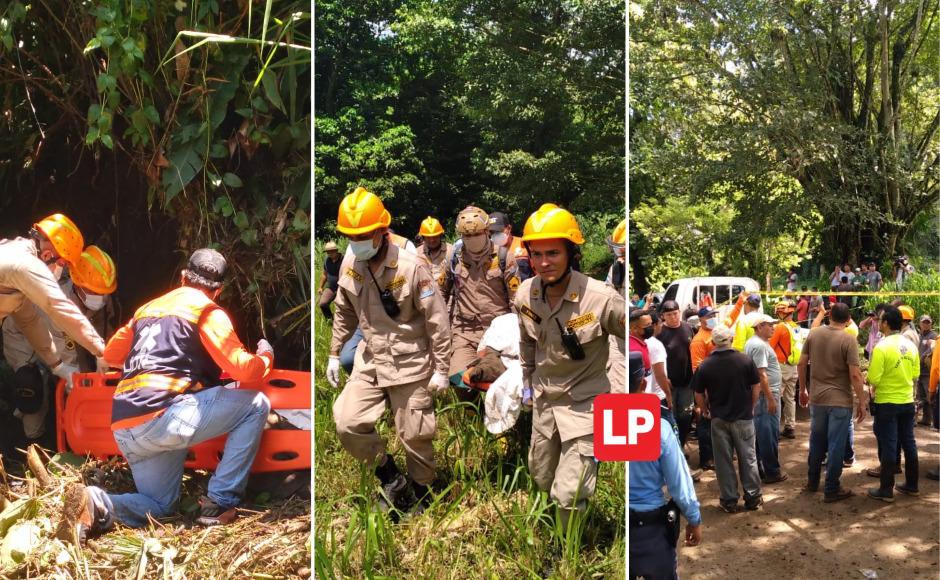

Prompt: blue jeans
xmin=807 ymin=405 xmax=851 ymax=494
xmin=339 ymin=328 xmax=364 ymax=374
xmin=87 ymin=387 xmax=271 ymax=528
xmin=754 ymin=392 xmax=781 ymax=478
xmin=872 ymin=402 xmax=918 ymax=492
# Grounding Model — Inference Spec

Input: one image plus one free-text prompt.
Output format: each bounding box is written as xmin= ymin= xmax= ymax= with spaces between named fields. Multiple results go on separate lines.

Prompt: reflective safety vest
xmin=786 ymin=322 xmax=806 ymax=366
xmin=732 ymin=312 xmax=756 ymax=351
xmin=111 ymin=287 xmax=223 ymax=429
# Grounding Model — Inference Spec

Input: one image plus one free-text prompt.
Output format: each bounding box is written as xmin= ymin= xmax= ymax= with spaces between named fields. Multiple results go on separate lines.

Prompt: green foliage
xmin=630 ymin=0 xmax=939 ymax=291
xmin=861 ymin=270 xmax=940 ymax=323
xmin=1 ymin=1 xmax=312 ymax=366
xmin=315 ymin=0 xmax=625 ymax=233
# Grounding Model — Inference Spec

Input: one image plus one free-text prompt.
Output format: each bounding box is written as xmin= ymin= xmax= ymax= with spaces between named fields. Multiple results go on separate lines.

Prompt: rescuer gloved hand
xmin=327 ymin=355 xmax=341 ymax=387
xmin=429 ymin=372 xmax=449 ymax=394
xmin=51 ymin=361 xmax=81 ymax=394
xmin=256 ymin=338 xmax=274 ymax=358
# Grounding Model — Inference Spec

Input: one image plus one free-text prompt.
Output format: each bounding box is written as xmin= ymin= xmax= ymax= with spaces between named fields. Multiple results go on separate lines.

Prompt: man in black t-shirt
xmin=692 ymin=325 xmax=763 ymax=513
xmin=659 ymin=300 xmax=695 ymax=447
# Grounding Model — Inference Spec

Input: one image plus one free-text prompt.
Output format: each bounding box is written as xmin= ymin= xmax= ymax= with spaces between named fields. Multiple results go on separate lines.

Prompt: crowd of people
xmin=0 ymin=214 xmax=277 ymax=544
xmin=629 ymin=282 xmax=938 ymax=578
xmin=320 ymin=187 xmax=627 ymax=538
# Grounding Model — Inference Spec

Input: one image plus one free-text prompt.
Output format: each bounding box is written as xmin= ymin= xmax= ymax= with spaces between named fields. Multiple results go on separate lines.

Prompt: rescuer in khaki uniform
xmin=606 ymin=218 xmax=627 ymax=394
xmin=449 ymin=206 xmax=519 ymax=376
xmin=326 ymin=187 xmax=452 ymax=515
xmin=515 ymin=204 xmax=626 ymax=530
xmin=415 ymin=216 xmax=454 ymax=302
xmin=3 ymin=246 xmax=118 ymax=443
xmin=0 ymin=214 xmax=106 ymax=390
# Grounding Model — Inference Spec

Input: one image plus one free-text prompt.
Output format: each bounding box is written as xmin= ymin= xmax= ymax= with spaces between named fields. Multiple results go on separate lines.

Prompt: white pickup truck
xmin=660 ymin=276 xmax=761 ymax=321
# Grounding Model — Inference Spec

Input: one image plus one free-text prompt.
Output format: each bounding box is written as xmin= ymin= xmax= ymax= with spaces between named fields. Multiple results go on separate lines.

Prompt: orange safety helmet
xmin=898 ymin=305 xmax=915 ymax=321
xmin=522 ymin=203 xmax=584 ymax=245
xmin=34 ymin=213 xmax=84 ymax=265
xmin=70 ymin=245 xmax=117 ymax=295
xmin=419 ymin=216 xmax=444 ymax=237
xmin=336 ymin=187 xmax=392 ymax=235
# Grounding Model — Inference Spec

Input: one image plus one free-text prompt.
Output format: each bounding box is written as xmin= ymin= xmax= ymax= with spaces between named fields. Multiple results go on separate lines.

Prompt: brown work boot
xmin=56 ymin=483 xmax=96 ymax=545
xmin=195 ymin=496 xmax=238 ymax=526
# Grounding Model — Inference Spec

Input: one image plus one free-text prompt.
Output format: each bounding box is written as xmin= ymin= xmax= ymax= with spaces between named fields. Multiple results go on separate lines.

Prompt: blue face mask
xmin=349 ymin=238 xmax=379 ymax=261
xmin=705 ymin=317 xmax=718 ymax=330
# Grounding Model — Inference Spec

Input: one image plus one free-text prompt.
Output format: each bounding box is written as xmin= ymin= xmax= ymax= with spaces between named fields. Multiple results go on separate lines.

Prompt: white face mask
xmin=490 ymin=232 xmax=507 ymax=247
xmin=463 ymin=234 xmax=489 ymax=253
xmin=349 ymin=238 xmax=379 ymax=261
xmin=705 ymin=317 xmax=718 ymax=330
xmin=82 ymin=293 xmax=107 ymax=311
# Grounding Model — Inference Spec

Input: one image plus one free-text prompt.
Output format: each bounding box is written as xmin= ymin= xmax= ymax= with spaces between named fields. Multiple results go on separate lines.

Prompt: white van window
xmin=715 ymin=285 xmax=731 ymax=305
xmin=731 ymin=285 xmax=745 ymax=301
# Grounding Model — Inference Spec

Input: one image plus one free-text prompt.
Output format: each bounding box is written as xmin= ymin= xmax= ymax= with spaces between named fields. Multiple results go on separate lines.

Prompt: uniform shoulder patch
xmin=344 ymin=267 xmax=363 ymax=283
xmin=386 ymin=276 xmax=406 ymax=291
xmin=519 ymin=305 xmax=542 ymax=324
xmin=508 ymin=276 xmax=520 ymax=292
xmin=566 ymin=312 xmax=597 ymax=330
xmin=419 ymin=279 xmax=435 ymax=299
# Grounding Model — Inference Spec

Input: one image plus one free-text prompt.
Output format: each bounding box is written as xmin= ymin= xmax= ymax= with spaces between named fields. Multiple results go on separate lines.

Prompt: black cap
xmin=185 ymin=248 xmax=227 ymax=289
xmin=488 ymin=212 xmax=509 ymax=232
xmin=661 ymin=300 xmax=679 ymax=312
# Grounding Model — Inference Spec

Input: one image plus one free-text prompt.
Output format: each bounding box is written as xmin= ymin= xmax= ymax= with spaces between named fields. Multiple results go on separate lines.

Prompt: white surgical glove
xmin=257 ymin=338 xmax=274 ymax=358
xmin=429 ymin=371 xmax=450 ymax=393
xmin=326 ymin=355 xmax=341 ymax=387
xmin=51 ymin=361 xmax=81 ymax=394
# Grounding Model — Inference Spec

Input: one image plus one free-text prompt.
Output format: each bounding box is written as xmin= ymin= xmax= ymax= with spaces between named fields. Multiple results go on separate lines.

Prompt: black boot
xmin=374 ymin=454 xmax=416 ymax=515
xmin=410 ymin=482 xmax=432 ymax=516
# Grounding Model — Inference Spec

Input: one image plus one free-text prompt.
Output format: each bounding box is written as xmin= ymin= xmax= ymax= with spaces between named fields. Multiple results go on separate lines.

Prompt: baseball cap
xmin=324 ymin=241 xmax=338 ymax=252
xmin=712 ymin=325 xmax=734 ymax=347
xmin=629 ymin=352 xmax=645 ymax=392
xmin=746 ymin=294 xmax=761 ymax=306
xmin=774 ymin=301 xmax=794 ymax=312
xmin=919 ymin=314 xmax=933 ymax=324
xmin=750 ymin=314 xmax=777 ymax=328
xmin=185 ymin=248 xmax=227 ymax=289
xmin=698 ymin=306 xmax=717 ymax=318
xmin=488 ymin=212 xmax=509 ymax=232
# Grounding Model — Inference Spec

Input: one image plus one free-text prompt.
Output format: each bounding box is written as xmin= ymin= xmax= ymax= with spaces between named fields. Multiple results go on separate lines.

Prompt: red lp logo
xmin=593 ymin=393 xmax=661 ymax=461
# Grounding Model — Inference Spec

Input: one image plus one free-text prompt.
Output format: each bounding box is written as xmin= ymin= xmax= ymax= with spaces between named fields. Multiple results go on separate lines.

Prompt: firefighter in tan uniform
xmin=0 ymin=214 xmax=106 ymax=391
xmin=3 ymin=246 xmax=117 ymax=443
xmin=326 ymin=187 xmax=451 ymax=515
xmin=415 ymin=216 xmax=453 ymax=302
xmin=449 ymin=206 xmax=520 ymax=376
xmin=605 ymin=219 xmax=627 ymax=393
xmin=514 ymin=204 xmax=626 ymax=529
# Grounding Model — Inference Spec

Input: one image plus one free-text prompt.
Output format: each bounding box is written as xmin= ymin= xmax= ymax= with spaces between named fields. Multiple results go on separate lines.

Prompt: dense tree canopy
xmin=630 ymin=0 xmax=938 ymax=291
xmin=314 ymin=0 xmax=625 ymax=244
xmin=0 ymin=1 xmax=311 ymax=366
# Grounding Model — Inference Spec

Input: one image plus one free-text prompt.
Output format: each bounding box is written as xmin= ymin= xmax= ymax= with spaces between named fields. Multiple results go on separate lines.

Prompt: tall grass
xmin=312 ymin=283 xmax=625 ymax=577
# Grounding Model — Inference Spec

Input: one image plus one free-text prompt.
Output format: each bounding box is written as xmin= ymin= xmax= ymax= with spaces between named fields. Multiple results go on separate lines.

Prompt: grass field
xmin=312 ymin=304 xmax=625 ymax=578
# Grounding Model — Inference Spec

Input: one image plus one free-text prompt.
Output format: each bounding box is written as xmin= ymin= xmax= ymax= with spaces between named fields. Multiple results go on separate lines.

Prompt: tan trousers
xmin=333 ymin=375 xmax=437 ymax=485
xmin=780 ymin=364 xmax=797 ymax=429
xmin=449 ymin=328 xmax=484 ymax=376
xmin=529 ymin=413 xmax=597 ymax=514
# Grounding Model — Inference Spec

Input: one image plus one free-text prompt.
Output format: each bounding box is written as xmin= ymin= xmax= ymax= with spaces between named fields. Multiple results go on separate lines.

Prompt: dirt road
xmin=677 ymin=411 xmax=940 ymax=580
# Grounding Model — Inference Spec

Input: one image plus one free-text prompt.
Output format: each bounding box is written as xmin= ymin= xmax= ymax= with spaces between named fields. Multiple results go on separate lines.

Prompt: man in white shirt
xmin=647 ymin=310 xmax=677 ymax=432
